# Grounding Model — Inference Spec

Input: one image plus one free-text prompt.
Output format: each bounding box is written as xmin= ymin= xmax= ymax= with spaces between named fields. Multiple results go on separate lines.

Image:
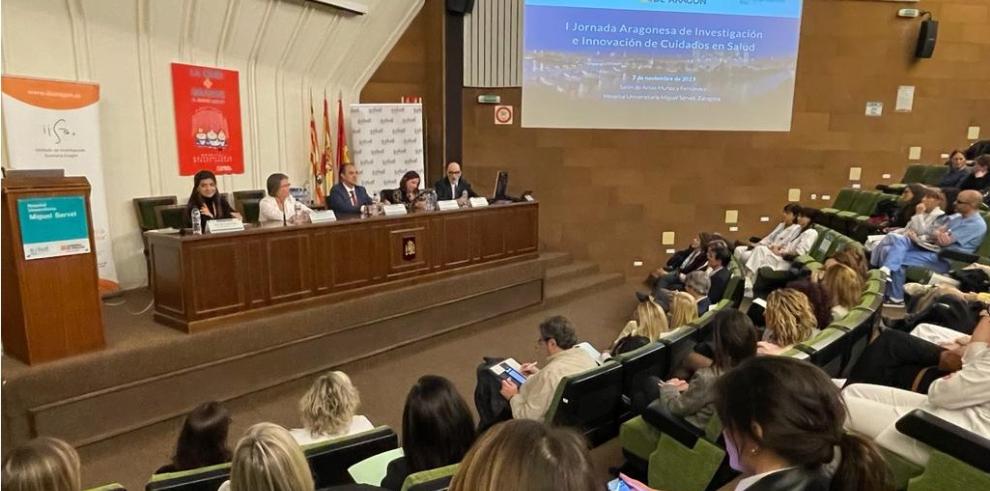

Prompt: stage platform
xmin=2 ymin=253 xmax=551 ymax=451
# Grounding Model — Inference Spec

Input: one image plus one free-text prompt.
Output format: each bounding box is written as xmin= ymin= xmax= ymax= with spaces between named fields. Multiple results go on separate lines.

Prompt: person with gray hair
xmin=684 ymin=270 xmax=713 ymax=315
xmin=473 ymin=316 xmax=598 ymax=432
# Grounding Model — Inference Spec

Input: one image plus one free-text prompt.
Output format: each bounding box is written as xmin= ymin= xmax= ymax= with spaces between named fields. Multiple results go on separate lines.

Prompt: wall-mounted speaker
xmin=915 ymin=19 xmax=938 ymax=58
xmin=447 ymin=0 xmax=475 ymax=14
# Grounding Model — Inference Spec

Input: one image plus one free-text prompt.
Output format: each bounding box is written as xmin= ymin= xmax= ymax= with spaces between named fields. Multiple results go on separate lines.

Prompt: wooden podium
xmin=1 ymin=172 xmax=105 ymax=365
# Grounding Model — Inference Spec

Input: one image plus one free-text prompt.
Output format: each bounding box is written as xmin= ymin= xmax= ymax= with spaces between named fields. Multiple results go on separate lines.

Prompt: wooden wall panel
xmin=456 ymin=0 xmax=990 ymax=278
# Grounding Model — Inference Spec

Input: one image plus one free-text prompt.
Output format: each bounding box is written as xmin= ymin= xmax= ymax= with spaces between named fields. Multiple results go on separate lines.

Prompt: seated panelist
xmin=434 ymin=161 xmax=478 ymax=201
xmin=329 ymin=163 xmax=373 ymax=215
xmin=385 ymin=170 xmax=423 ymax=207
xmin=259 ymin=173 xmax=312 ymax=225
xmin=184 ymin=169 xmax=240 ymax=230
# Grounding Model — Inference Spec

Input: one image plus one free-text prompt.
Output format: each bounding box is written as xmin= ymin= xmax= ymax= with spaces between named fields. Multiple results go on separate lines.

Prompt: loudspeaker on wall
xmin=915 ymin=20 xmax=938 ymax=59
xmin=447 ymin=0 xmax=475 ymax=14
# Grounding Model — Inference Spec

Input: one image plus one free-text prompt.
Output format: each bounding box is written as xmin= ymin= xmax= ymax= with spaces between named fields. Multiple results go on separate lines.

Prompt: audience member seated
xmin=260 ymin=173 xmax=312 ymax=225
xmin=784 ymin=279 xmax=833 ymax=331
xmin=612 ymin=296 xmax=671 ymax=347
xmin=289 ymin=371 xmax=374 ymax=447
xmin=888 ymin=184 xmax=928 ymax=230
xmin=219 ymin=423 xmax=314 ymax=491
xmin=381 ymin=375 xmax=475 ymax=490
xmin=185 ymin=169 xmax=240 ymax=229
xmin=958 ymin=154 xmax=990 ymax=193
xmin=647 ymin=233 xmax=721 ymax=292
xmin=843 ymin=312 xmax=990 ymax=466
xmin=329 ymin=163 xmax=373 ymax=215
xmin=156 ymin=401 xmax=232 ymax=474
xmin=683 ymin=270 xmax=713 ymax=315
xmin=433 ymin=161 xmax=478 ymax=202
xmin=743 ymin=207 xmax=819 ymax=283
xmin=757 ymin=288 xmax=820 ymax=355
xmin=873 ymin=189 xmax=987 ymax=305
xmin=889 ymin=283 xmax=987 ymax=334
xmin=843 ymin=326 xmax=967 ymax=393
xmin=705 ymin=244 xmax=732 ymax=304
xmin=383 ymin=171 xmax=425 ymax=209
xmin=448 ymin=419 xmax=598 ymax=491
xmin=669 ymin=290 xmax=701 ymax=327
xmin=866 ymin=186 xmax=946 ymax=255
xmin=633 ymin=310 xmax=758 ymax=423
xmin=938 ymin=150 xmax=971 ymax=189
xmin=821 ymin=263 xmax=863 ymax=320
xmin=715 ymin=357 xmax=890 ymax=490
xmin=610 ymin=335 xmax=652 ymax=359
xmin=474 ymin=316 xmax=598 ymax=432
xmin=734 ymin=203 xmax=802 ymax=263
xmin=2 ymin=437 xmax=81 ymax=491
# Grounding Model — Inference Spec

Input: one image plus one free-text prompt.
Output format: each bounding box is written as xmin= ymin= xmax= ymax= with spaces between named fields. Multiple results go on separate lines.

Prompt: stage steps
xmin=541 ymin=252 xmax=625 ymax=306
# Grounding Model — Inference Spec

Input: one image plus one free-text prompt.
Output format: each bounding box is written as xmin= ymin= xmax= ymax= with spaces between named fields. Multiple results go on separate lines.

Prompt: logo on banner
xmin=171 ymin=63 xmax=244 ymax=175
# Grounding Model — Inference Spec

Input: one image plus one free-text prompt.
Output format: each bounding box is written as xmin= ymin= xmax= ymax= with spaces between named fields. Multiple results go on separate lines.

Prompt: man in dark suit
xmin=434 ymin=161 xmax=478 ymax=201
xmin=329 ymin=163 xmax=373 ymax=215
xmin=706 ymin=245 xmax=732 ymax=304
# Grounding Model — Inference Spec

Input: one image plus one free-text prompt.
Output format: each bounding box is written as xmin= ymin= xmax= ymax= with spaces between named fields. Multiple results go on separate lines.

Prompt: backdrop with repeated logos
xmin=349 ymin=103 xmax=425 ymax=196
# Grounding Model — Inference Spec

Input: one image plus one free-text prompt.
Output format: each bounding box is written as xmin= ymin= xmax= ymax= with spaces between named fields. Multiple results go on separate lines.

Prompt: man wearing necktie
xmin=434 ymin=161 xmax=479 ymax=202
xmin=329 ymin=163 xmax=373 ymax=215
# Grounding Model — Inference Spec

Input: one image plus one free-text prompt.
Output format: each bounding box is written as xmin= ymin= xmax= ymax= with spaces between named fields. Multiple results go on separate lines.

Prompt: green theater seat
xmin=401 ymin=463 xmax=459 ymax=491
xmin=544 ymin=362 xmax=624 ymax=447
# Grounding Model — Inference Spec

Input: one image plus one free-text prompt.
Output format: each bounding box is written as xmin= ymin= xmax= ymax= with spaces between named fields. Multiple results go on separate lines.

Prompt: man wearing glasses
xmin=877 ymin=189 xmax=987 ymax=306
xmin=434 ymin=161 xmax=478 ymax=202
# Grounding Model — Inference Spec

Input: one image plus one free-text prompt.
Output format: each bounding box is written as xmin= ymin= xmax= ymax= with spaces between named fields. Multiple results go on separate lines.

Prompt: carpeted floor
xmin=76 ymin=280 xmax=640 ymax=490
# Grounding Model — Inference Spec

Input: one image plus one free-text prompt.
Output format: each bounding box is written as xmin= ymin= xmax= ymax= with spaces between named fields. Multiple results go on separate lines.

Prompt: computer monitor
xmin=493 ymin=171 xmax=508 ymax=199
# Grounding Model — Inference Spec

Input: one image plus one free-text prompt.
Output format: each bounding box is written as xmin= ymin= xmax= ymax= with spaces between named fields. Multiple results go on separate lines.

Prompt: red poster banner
xmin=171 ymin=62 xmax=244 ymax=175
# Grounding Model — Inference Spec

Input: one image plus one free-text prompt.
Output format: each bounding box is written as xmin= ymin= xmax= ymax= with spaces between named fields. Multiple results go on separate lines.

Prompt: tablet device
xmin=489 ymin=358 xmax=527 ymax=386
xmin=607 ymin=477 xmax=633 ymax=491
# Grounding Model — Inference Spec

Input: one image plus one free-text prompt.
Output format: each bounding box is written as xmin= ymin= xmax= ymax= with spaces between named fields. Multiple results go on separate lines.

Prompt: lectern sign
xmin=17 ymin=196 xmax=91 ymax=260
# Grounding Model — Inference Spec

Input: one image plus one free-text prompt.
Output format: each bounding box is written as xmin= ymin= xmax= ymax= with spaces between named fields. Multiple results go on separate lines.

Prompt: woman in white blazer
xmin=259 ymin=173 xmax=312 ymax=225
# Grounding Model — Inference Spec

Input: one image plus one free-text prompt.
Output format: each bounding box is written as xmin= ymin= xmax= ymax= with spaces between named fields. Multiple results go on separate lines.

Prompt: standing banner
xmin=349 ymin=103 xmax=424 ymax=195
xmin=170 ymin=63 xmax=243 ymax=175
xmin=2 ymin=75 xmax=119 ymax=289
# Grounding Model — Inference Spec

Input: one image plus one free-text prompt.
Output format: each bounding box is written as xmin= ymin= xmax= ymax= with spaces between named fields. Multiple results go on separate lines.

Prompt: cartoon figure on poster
xmin=171 ymin=62 xmax=244 ymax=175
xmin=191 ymin=107 xmax=230 ymax=149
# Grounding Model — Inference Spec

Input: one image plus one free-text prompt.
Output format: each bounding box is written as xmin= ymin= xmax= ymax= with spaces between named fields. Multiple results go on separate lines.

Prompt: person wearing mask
xmin=185 ymin=170 xmax=240 ymax=230
xmin=820 ymin=263 xmax=863 ymax=320
xmin=218 ymin=423 xmax=313 ymax=491
xmin=259 ymin=173 xmax=312 ymax=225
xmin=329 ymin=163 xmax=373 ymax=215
xmin=381 ymin=376 xmax=476 ymax=490
xmin=843 ymin=311 xmax=990 ymax=466
xmin=634 ymin=310 xmax=758 ymax=425
xmin=735 ymin=203 xmax=803 ymax=263
xmin=474 ymin=316 xmax=597 ymax=431
xmin=433 ymin=161 xmax=478 ymax=202
xmin=715 ymin=357 xmax=891 ymax=490
xmin=958 ymin=154 xmax=990 ymax=192
xmin=758 ymin=288 xmax=820 ymax=355
xmin=289 ymin=371 xmax=373 ymax=446
xmin=744 ymin=207 xmax=819 ymax=281
xmin=874 ymin=189 xmax=987 ymax=306
xmin=156 ymin=401 xmax=232 ymax=474
xmin=612 ymin=296 xmax=671 ymax=347
xmin=448 ymin=420 xmax=598 ymax=491
xmin=938 ymin=150 xmax=971 ymax=189
xmin=1 ymin=437 xmax=81 ymax=491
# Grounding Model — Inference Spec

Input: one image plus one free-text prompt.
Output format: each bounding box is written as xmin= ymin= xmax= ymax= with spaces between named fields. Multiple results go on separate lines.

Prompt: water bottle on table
xmin=191 ymin=208 xmax=202 ymax=235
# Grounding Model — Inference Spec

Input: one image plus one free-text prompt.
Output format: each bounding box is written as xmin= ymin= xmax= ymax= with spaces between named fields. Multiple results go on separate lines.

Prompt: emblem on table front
xmin=403 ymin=237 xmax=416 ymax=261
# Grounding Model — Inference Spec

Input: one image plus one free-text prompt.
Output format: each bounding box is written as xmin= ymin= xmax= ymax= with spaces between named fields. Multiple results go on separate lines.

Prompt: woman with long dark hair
xmin=185 ymin=170 xmax=239 ymax=229
xmin=381 ymin=375 xmax=476 ymax=490
xmin=715 ymin=357 xmax=891 ymax=490
xmin=156 ymin=401 xmax=232 ymax=474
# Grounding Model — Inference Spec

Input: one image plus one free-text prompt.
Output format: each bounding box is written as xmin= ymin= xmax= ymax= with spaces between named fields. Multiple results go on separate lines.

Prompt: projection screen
xmin=521 ymin=0 xmax=805 ymax=131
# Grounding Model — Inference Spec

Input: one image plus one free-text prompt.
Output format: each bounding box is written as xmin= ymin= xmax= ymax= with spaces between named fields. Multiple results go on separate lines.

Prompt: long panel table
xmin=146 ymin=202 xmax=539 ymax=332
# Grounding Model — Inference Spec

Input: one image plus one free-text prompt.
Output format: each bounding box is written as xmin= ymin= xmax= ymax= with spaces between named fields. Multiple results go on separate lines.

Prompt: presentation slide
xmin=521 ymin=0 xmax=804 ymax=131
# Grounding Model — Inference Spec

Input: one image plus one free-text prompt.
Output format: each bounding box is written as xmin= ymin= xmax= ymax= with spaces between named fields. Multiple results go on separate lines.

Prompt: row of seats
xmin=753 ymin=222 xmax=865 ymax=294
xmin=817 ymin=188 xmax=900 ymax=241
xmin=877 ymin=164 xmax=951 ymax=195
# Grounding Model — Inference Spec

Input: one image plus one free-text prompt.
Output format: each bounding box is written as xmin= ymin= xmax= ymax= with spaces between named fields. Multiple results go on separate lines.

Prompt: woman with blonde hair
xmin=2 ymin=437 xmax=80 ymax=491
xmin=613 ymin=297 xmax=671 ymax=346
xmin=290 ymin=371 xmax=373 ymax=446
xmin=760 ymin=288 xmax=819 ymax=355
xmin=221 ymin=423 xmax=313 ymax=491
xmin=821 ymin=263 xmax=864 ymax=320
xmin=668 ymin=291 xmax=699 ymax=328
xmin=448 ymin=419 xmax=598 ymax=491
